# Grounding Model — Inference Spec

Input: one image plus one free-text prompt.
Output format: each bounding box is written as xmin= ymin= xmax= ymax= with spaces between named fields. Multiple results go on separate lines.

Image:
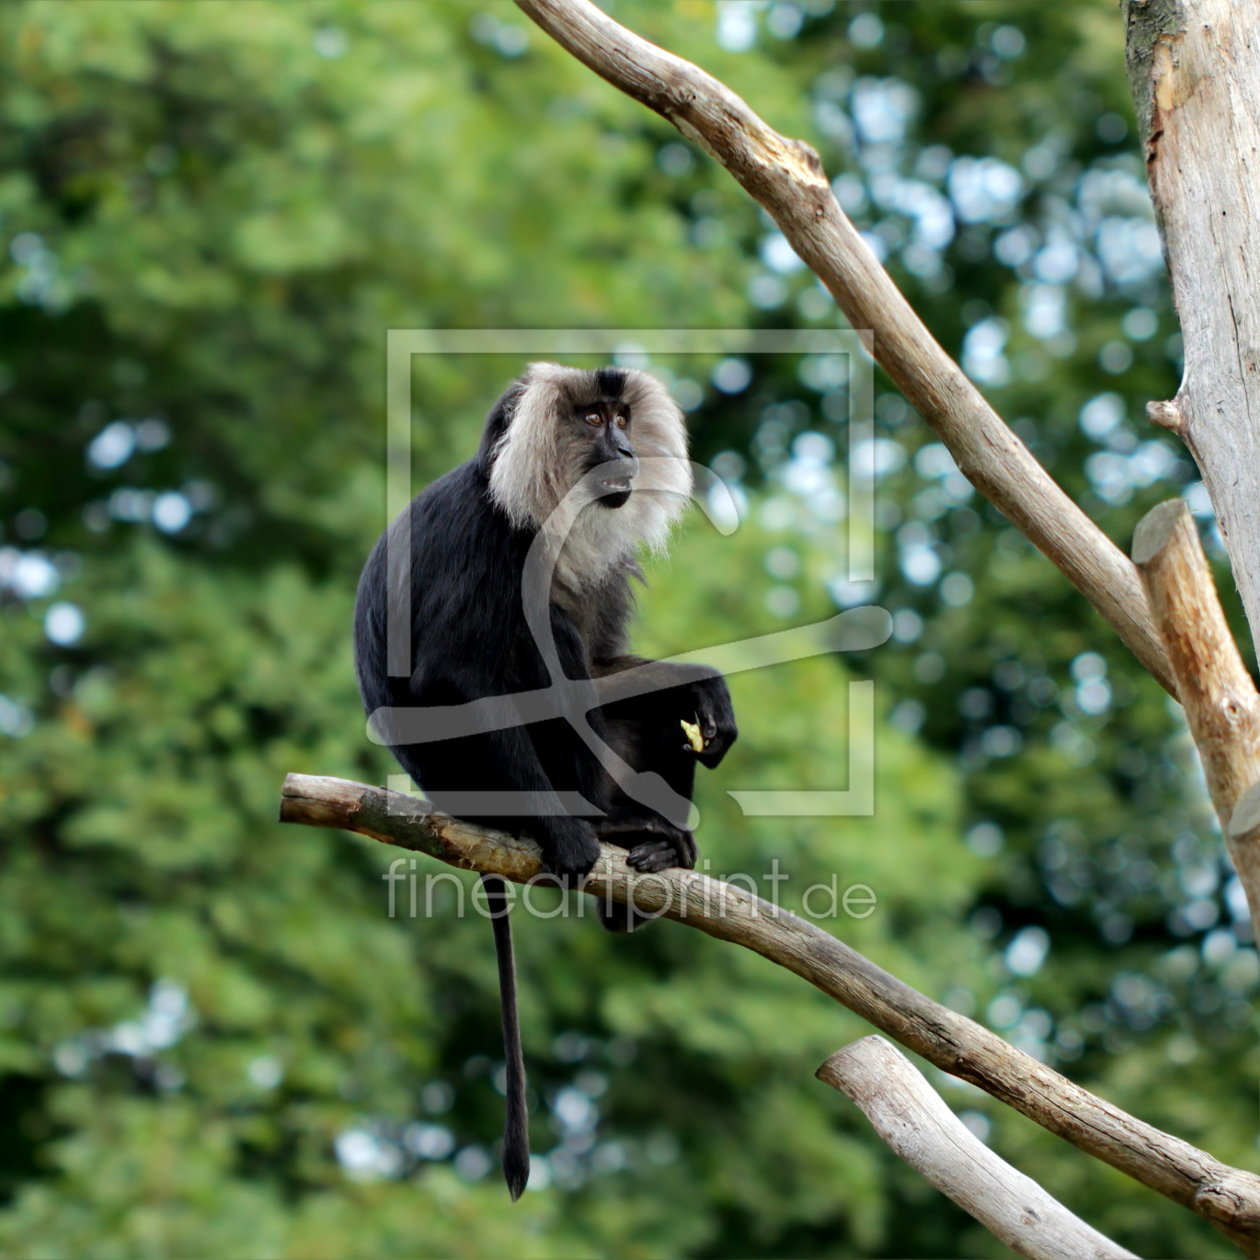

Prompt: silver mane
xmin=487 ymin=362 xmax=693 ymax=591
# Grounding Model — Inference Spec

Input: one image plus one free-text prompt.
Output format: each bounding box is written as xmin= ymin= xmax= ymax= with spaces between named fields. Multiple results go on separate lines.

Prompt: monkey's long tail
xmin=482 ymin=873 xmax=529 ymax=1200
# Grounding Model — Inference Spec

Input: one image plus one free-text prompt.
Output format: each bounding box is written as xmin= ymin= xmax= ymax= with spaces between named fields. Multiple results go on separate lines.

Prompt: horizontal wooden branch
xmin=818 ymin=1037 xmax=1137 ymax=1260
xmin=1133 ymin=500 xmax=1260 ymax=942
xmin=514 ymin=0 xmax=1177 ymax=697
xmin=280 ymin=773 xmax=1260 ymax=1251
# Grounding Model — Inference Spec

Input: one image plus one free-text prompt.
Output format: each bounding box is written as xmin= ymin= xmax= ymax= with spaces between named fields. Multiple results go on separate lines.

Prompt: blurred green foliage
xmin=1 ymin=2 xmax=1255 ymax=1257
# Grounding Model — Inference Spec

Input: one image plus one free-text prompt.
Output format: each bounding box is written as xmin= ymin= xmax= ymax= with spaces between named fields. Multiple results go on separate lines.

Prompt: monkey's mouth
xmin=597 ymin=475 xmax=634 ymax=508
xmin=589 ymin=454 xmax=638 ymax=507
xmin=593 ymin=468 xmax=635 ymax=505
xmin=599 ymin=481 xmax=635 ymax=506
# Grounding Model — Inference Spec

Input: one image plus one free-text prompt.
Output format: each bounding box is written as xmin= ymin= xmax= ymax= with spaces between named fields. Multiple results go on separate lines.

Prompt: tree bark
xmin=1125 ymin=1 xmax=1260 ymax=665
xmin=818 ymin=1037 xmax=1138 ymax=1260
xmin=1134 ymin=501 xmax=1260 ymax=940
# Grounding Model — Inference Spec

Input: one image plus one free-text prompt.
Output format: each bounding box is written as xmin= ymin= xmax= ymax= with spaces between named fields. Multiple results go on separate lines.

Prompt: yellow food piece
xmin=680 ymin=718 xmax=704 ymax=753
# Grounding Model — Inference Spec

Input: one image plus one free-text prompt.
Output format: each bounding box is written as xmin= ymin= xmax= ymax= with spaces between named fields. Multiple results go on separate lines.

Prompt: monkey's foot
xmin=626 ymin=828 xmax=696 ymax=872
xmin=537 ymin=818 xmax=601 ymax=887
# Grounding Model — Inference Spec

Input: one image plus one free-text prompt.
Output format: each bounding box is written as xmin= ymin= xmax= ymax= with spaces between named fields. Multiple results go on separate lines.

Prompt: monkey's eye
xmin=584 ymin=411 xmax=603 ymax=426
xmin=614 ymin=413 xmax=629 ymax=428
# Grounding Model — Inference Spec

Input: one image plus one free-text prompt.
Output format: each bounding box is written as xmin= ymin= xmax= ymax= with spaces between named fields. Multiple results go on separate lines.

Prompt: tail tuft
xmin=503 ymin=1141 xmax=530 ymax=1201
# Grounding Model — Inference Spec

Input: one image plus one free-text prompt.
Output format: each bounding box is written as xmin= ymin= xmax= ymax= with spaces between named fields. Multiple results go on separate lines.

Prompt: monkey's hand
xmin=685 ymin=669 xmax=738 ymax=769
xmin=537 ymin=816 xmax=601 ymax=886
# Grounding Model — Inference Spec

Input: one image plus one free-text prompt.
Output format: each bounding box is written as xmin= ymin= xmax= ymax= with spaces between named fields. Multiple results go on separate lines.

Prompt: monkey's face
xmin=575 ymin=399 xmax=638 ymax=509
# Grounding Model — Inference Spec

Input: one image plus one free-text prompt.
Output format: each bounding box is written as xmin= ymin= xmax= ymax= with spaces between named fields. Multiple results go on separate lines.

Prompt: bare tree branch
xmin=818 ymin=1037 xmax=1138 ymax=1260
xmin=513 ymin=0 xmax=1177 ymax=697
xmin=280 ymin=773 xmax=1260 ymax=1252
xmin=1133 ymin=501 xmax=1260 ymax=941
xmin=1125 ymin=1 xmax=1260 ymax=665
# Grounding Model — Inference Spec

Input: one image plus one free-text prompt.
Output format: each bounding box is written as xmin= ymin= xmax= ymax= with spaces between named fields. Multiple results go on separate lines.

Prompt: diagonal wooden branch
xmin=280 ymin=773 xmax=1260 ymax=1253
xmin=818 ymin=1037 xmax=1138 ymax=1260
xmin=1133 ymin=501 xmax=1260 ymax=941
xmin=513 ymin=0 xmax=1177 ymax=698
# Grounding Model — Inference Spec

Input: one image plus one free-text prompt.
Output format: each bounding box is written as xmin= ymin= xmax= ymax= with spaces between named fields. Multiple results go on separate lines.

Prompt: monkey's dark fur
xmin=353 ymin=363 xmax=736 ymax=1199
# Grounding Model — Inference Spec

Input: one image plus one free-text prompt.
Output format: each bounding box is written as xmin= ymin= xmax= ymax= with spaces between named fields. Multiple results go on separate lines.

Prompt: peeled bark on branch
xmin=514 ymin=0 xmax=1177 ymax=697
xmin=1133 ymin=501 xmax=1260 ymax=941
xmin=280 ymin=773 xmax=1260 ymax=1251
xmin=818 ymin=1037 xmax=1137 ymax=1260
